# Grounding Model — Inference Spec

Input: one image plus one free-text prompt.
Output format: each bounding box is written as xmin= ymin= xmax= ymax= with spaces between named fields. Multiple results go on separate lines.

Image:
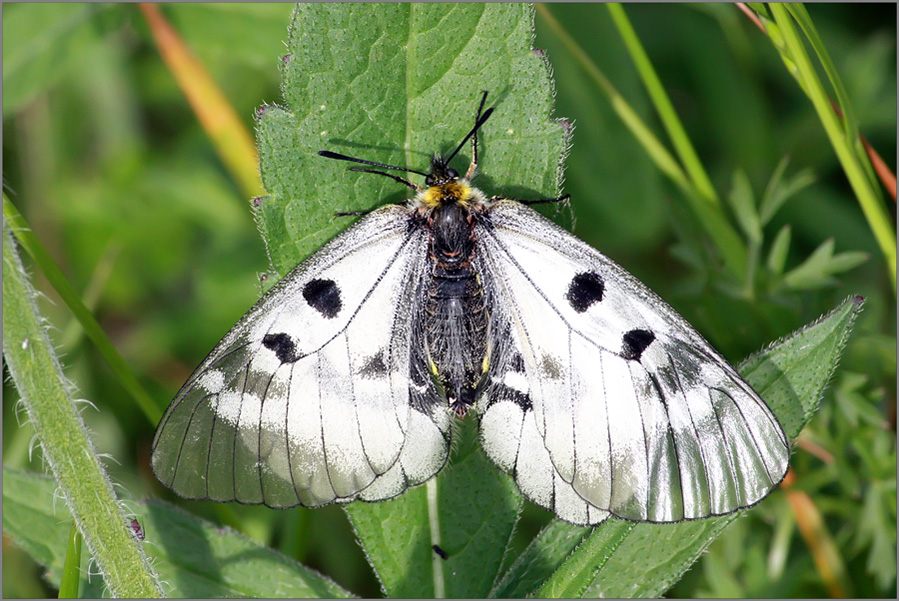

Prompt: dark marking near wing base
xmin=263 ymin=333 xmax=300 ymax=363
xmin=566 ymin=271 xmax=604 ymax=312
xmin=510 ymin=352 xmax=525 ymax=373
xmin=303 ymin=278 xmax=342 ymax=318
xmin=539 ymin=355 xmax=563 ymax=379
xmin=489 ymin=382 xmax=533 ymax=412
xmin=622 ymin=329 xmax=655 ymax=361
xmin=432 ymin=544 xmax=448 ymax=560
xmin=360 ymin=351 xmax=388 ymax=378
xmin=508 ymin=387 xmax=533 ymax=412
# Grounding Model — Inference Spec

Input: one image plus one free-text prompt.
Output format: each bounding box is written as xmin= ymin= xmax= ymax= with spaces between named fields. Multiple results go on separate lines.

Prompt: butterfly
xmin=152 ymin=93 xmax=789 ymax=526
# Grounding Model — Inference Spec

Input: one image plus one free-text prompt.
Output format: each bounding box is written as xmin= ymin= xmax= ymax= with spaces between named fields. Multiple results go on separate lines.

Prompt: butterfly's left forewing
xmin=476 ymin=201 xmax=789 ymax=526
xmin=152 ymin=206 xmax=451 ymax=508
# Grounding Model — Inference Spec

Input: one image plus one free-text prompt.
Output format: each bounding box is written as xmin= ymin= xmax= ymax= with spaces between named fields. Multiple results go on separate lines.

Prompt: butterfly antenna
xmin=347 ymin=167 xmax=420 ymax=191
xmin=444 ymin=104 xmax=494 ymax=166
xmin=318 ymin=150 xmax=427 ymax=191
xmin=318 ymin=150 xmax=429 ymax=178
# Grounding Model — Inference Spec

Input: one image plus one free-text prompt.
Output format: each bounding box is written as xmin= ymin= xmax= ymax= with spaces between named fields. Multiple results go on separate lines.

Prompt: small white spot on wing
xmin=196 ymin=370 xmax=226 ymax=394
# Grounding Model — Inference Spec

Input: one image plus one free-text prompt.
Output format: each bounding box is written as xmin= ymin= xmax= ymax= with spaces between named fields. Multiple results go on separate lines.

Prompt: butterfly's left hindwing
xmin=476 ymin=201 xmax=789 ymax=526
xmin=151 ymin=206 xmax=452 ymax=508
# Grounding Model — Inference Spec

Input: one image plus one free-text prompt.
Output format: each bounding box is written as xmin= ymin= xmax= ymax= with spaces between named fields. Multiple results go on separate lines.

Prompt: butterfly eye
xmin=446 ymin=168 xmax=459 ymax=179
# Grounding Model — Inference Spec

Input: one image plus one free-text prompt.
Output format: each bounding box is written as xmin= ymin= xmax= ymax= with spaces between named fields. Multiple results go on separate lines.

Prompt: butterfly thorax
xmin=421 ymin=174 xmax=490 ymax=418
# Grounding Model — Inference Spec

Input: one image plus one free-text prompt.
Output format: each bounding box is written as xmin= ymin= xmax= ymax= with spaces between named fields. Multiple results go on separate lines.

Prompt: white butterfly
xmin=152 ymin=94 xmax=789 ymax=526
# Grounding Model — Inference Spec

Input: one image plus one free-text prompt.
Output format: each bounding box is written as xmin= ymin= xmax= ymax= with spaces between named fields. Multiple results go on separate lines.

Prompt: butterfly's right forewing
xmin=151 ymin=206 xmax=450 ymax=508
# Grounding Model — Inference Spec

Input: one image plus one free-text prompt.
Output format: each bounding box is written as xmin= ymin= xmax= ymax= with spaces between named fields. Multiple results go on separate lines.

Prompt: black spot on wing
xmin=622 ymin=329 xmax=655 ymax=361
xmin=510 ymin=352 xmax=525 ymax=373
xmin=262 ymin=333 xmax=300 ymax=363
xmin=303 ymin=278 xmax=341 ymax=318
xmin=566 ymin=271 xmax=604 ymax=312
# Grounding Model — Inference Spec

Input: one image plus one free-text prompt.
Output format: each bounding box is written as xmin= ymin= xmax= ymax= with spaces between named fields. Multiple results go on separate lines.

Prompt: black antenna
xmin=347 ymin=167 xmax=419 ymax=191
xmin=444 ymin=104 xmax=494 ymax=165
xmin=318 ymin=150 xmax=428 ymax=178
xmin=320 ymin=92 xmax=494 ymax=187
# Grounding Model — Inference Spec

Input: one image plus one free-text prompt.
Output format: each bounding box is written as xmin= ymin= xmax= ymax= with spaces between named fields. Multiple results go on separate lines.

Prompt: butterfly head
xmin=318 ymin=92 xmax=492 ymax=211
xmin=419 ymin=156 xmax=474 ymax=208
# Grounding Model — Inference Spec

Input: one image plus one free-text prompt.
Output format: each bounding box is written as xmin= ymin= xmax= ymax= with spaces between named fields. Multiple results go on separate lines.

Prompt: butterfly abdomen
xmin=424 ymin=203 xmax=489 ymax=416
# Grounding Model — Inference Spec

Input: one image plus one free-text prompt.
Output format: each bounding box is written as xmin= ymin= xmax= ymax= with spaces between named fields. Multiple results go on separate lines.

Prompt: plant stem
xmin=3 ymin=221 xmax=163 ymax=598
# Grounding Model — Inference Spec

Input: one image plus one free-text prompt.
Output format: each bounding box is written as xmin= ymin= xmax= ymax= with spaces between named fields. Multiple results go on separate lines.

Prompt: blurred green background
xmin=3 ymin=3 xmax=895 ymax=598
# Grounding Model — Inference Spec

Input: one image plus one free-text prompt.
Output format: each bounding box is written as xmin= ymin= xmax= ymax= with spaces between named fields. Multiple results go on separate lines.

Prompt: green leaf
xmin=256 ymin=5 xmax=565 ymax=598
xmin=827 ymin=250 xmax=870 ymax=273
xmin=728 ymin=169 xmax=762 ymax=245
xmin=2 ymin=469 xmax=94 ymax=594
xmin=141 ymin=501 xmax=352 ymax=598
xmin=346 ymin=419 xmax=522 ymax=598
xmin=2 ymin=467 xmax=352 ymax=599
xmin=58 ymin=524 xmax=84 ymax=598
xmin=534 ymin=520 xmax=634 ymax=598
xmin=858 ymin=482 xmax=897 ymax=590
xmin=490 ymin=520 xmax=600 ymax=598
xmin=783 ymin=238 xmax=868 ymax=290
xmin=739 ymin=295 xmax=864 ymax=439
xmin=490 ymin=296 xmax=862 ymax=598
xmin=766 ymin=224 xmax=792 ymax=277
xmin=783 ymin=238 xmax=838 ymax=289
xmin=758 ymin=157 xmax=816 ymax=226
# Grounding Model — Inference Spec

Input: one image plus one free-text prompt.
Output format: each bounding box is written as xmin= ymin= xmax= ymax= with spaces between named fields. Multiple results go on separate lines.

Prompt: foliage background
xmin=2 ymin=3 xmax=895 ymax=598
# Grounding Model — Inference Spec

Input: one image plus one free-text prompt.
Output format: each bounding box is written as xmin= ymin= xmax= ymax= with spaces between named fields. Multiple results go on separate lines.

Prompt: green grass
xmin=2 ymin=3 xmax=895 ymax=598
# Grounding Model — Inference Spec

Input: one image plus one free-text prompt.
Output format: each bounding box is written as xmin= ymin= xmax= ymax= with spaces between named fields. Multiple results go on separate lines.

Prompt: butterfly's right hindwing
xmin=151 ymin=206 xmax=450 ymax=508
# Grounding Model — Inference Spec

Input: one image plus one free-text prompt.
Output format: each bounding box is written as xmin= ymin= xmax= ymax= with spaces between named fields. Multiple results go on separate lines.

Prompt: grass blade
xmin=765 ymin=4 xmax=896 ymax=287
xmin=3 ymin=195 xmax=161 ymax=424
xmin=139 ymin=3 xmax=263 ymax=200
